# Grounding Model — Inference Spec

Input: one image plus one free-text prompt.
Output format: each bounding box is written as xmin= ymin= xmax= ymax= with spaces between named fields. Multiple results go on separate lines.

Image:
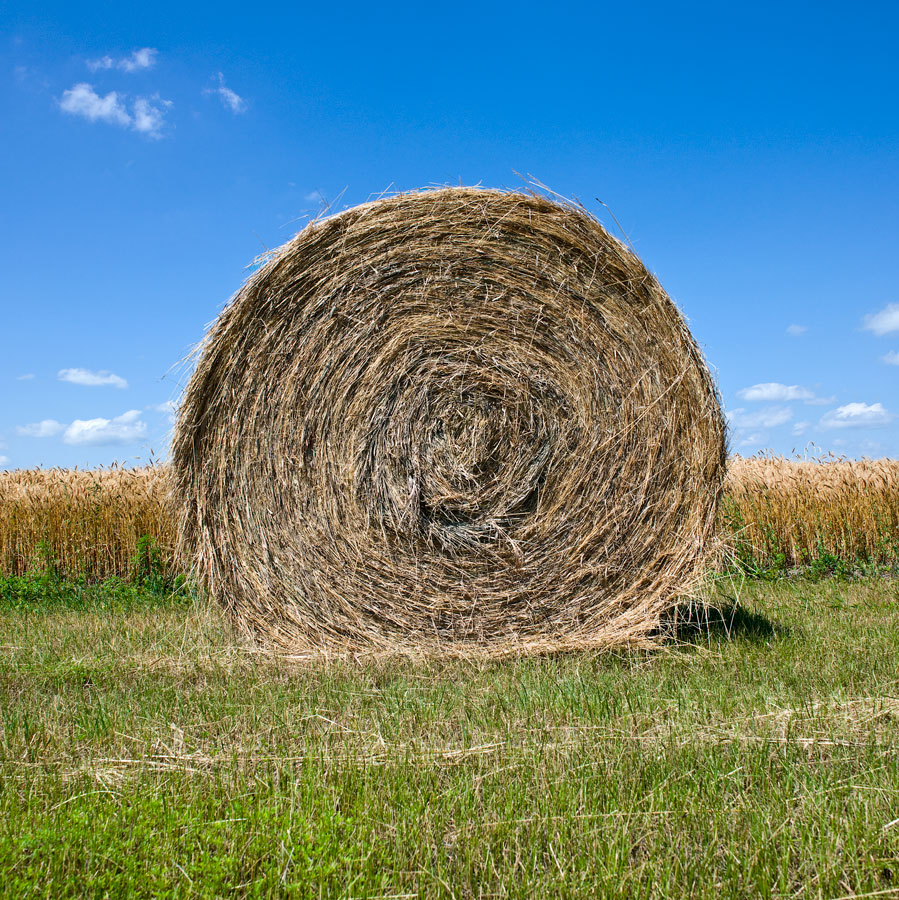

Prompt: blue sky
xmin=2 ymin=0 xmax=897 ymax=469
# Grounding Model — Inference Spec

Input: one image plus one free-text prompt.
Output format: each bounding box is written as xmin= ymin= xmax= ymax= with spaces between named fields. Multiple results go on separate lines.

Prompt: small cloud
xmin=87 ymin=56 xmax=114 ymax=71
xmin=58 ymin=368 xmax=128 ymax=389
xmin=737 ymin=432 xmax=766 ymax=447
xmin=738 ymin=383 xmax=812 ymax=402
xmin=15 ymin=373 xmax=35 ymax=381
xmin=63 ymin=410 xmax=147 ymax=446
xmin=58 ymin=83 xmax=171 ymax=138
xmin=121 ymin=47 xmax=157 ymax=71
xmin=306 ymin=190 xmax=324 ymax=203
xmin=87 ymin=48 xmax=157 ymax=73
xmin=820 ymin=402 xmax=892 ymax=429
xmin=204 ymin=72 xmax=247 ymax=113
xmin=0 ymin=456 xmax=9 ymax=467
xmin=883 ymin=351 xmax=899 ymax=366
xmin=862 ymin=303 xmax=899 ymax=336
xmin=16 ymin=419 xmax=65 ymax=438
xmin=59 ymin=83 xmax=131 ymax=126
xmin=727 ymin=406 xmax=793 ymax=429
xmin=737 ymin=382 xmax=832 ymax=406
xmin=792 ymin=421 xmax=810 ymax=437
xmin=786 ymin=324 xmax=807 ymax=336
xmin=131 ymin=95 xmax=172 ymax=138
xmin=16 ymin=410 xmax=147 ymax=445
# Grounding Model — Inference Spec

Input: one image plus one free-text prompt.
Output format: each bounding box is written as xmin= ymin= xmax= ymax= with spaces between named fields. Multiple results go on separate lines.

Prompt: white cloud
xmin=0 ymin=456 xmax=9 ymax=467
xmin=59 ymin=83 xmax=131 ymax=126
xmin=862 ymin=303 xmax=899 ymax=336
xmin=86 ymin=55 xmax=113 ymax=71
xmin=205 ymin=72 xmax=247 ymax=113
xmin=87 ymin=56 xmax=116 ymax=71
xmin=820 ymin=402 xmax=892 ymax=429
xmin=58 ymin=368 xmax=128 ymax=389
xmin=786 ymin=324 xmax=807 ymax=336
xmin=882 ymin=351 xmax=899 ymax=366
xmin=63 ymin=410 xmax=147 ymax=446
xmin=736 ymin=382 xmax=833 ymax=405
xmin=16 ymin=409 xmax=147 ymax=445
xmin=306 ymin=190 xmax=324 ymax=203
xmin=16 ymin=373 xmax=35 ymax=381
xmin=16 ymin=419 xmax=65 ymax=438
xmin=738 ymin=383 xmax=811 ymax=402
xmin=87 ymin=48 xmax=157 ymax=73
xmin=131 ymin=95 xmax=172 ymax=138
xmin=727 ymin=406 xmax=793 ymax=428
xmin=737 ymin=432 xmax=766 ymax=447
xmin=58 ymin=83 xmax=171 ymax=138
xmin=792 ymin=421 xmax=810 ymax=437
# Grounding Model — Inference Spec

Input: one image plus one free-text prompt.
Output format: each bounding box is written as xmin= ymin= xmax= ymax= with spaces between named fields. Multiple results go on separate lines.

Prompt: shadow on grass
xmin=671 ymin=602 xmax=779 ymax=645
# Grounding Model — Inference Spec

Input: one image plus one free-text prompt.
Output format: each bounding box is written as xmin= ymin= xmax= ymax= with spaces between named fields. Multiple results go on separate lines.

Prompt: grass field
xmin=1 ymin=572 xmax=897 ymax=898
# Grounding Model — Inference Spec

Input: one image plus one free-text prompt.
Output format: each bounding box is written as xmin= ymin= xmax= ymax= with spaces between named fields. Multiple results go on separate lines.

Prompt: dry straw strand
xmin=170 ymin=186 xmax=727 ymax=654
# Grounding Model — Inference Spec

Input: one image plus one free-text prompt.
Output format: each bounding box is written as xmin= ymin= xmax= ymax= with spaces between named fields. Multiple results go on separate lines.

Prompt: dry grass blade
xmin=170 ymin=186 xmax=727 ymax=654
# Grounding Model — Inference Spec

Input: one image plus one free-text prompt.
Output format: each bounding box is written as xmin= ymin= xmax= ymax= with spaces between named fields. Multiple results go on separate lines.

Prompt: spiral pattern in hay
xmin=172 ymin=188 xmax=726 ymax=654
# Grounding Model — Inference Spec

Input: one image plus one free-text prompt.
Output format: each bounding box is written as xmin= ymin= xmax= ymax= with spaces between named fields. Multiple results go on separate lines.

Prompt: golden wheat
xmin=1 ymin=457 xmax=897 ymax=578
xmin=724 ymin=456 xmax=899 ymax=567
xmin=0 ymin=466 xmax=172 ymax=579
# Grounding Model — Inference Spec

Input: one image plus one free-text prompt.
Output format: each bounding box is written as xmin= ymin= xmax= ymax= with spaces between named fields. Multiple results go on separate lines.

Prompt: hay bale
xmin=172 ymin=187 xmax=726 ymax=654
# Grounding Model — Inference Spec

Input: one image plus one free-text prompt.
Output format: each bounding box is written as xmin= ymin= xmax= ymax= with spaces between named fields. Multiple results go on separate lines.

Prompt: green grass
xmin=0 ymin=574 xmax=897 ymax=899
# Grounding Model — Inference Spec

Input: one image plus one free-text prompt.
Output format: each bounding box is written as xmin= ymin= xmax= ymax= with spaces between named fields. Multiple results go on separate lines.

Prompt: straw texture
xmin=171 ymin=187 xmax=726 ymax=654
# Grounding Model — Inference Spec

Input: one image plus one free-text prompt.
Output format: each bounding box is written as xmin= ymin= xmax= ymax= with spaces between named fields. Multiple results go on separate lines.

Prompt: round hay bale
xmin=172 ymin=187 xmax=726 ymax=655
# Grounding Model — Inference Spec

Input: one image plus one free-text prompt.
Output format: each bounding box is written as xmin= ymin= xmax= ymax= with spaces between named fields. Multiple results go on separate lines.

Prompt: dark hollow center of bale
xmin=426 ymin=397 xmax=509 ymax=495
xmin=375 ymin=385 xmax=554 ymax=548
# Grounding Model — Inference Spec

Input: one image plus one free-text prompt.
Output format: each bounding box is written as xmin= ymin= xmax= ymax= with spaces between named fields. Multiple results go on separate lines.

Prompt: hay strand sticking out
xmin=171 ymin=187 xmax=727 ymax=654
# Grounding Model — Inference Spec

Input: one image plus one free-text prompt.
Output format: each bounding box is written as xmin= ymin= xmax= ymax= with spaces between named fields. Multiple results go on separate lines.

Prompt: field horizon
xmin=2 ymin=455 xmax=897 ymax=583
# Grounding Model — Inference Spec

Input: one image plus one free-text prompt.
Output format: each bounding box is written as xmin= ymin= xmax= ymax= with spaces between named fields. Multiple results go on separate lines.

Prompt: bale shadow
xmin=670 ymin=601 xmax=780 ymax=644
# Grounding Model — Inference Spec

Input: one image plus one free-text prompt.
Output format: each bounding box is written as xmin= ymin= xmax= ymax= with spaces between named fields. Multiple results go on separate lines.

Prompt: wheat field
xmin=0 ymin=466 xmax=172 ymax=579
xmin=0 ymin=457 xmax=897 ymax=578
xmin=724 ymin=457 xmax=899 ymax=569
